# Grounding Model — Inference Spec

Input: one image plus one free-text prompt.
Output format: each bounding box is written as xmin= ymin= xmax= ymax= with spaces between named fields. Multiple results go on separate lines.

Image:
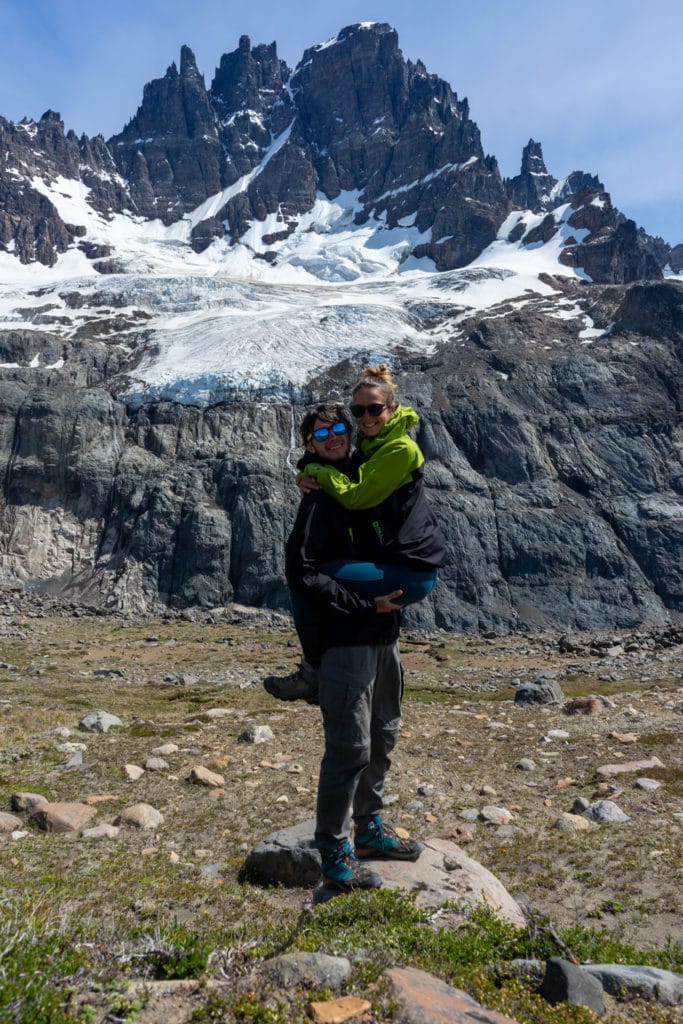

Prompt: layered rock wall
xmin=0 ymin=283 xmax=680 ymax=630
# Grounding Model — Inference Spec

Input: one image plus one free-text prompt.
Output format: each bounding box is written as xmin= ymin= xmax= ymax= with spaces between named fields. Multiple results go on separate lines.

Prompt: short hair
xmin=299 ymin=403 xmax=353 ymax=447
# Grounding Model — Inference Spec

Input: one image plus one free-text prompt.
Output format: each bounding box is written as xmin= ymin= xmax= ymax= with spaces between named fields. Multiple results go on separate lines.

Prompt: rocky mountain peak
xmin=40 ymin=109 xmax=63 ymax=125
xmin=179 ymin=44 xmax=202 ymax=80
xmin=0 ymin=22 xmax=675 ymax=279
xmin=506 ymin=139 xmax=557 ymax=212
xmin=521 ymin=138 xmax=548 ymax=176
xmin=209 ymin=35 xmax=290 ymax=117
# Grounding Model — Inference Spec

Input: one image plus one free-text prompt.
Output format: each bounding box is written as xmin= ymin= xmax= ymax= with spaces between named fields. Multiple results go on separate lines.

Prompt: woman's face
xmin=351 ymin=385 xmax=395 ymax=438
xmin=306 ymin=416 xmax=350 ymax=462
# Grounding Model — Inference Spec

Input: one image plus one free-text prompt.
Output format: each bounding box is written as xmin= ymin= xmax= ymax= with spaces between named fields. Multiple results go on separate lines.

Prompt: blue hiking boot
xmin=355 ymin=815 xmax=424 ymax=862
xmin=321 ymin=840 xmax=382 ymax=892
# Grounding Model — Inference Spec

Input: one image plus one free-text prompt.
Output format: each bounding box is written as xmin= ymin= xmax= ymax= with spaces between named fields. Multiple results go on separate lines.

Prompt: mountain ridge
xmin=0 ymin=22 xmax=675 ymax=277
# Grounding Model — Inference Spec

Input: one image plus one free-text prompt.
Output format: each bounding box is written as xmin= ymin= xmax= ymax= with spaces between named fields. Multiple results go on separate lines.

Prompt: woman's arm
xmin=300 ymin=436 xmax=424 ymax=510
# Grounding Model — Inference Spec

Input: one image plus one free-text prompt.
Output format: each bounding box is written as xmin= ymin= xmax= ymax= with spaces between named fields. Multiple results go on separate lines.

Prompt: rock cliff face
xmin=0 ymin=23 xmax=675 ymax=278
xmin=0 ymin=280 xmax=680 ymax=630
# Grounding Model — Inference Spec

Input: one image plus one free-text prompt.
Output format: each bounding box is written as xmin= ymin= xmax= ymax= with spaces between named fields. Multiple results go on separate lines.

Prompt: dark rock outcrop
xmin=0 ymin=280 xmax=680 ymax=629
xmin=0 ymin=111 xmax=130 ymax=264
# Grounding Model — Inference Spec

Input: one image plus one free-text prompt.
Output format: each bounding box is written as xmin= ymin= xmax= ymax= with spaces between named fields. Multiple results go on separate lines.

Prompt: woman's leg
xmin=321 ymin=561 xmax=438 ymax=608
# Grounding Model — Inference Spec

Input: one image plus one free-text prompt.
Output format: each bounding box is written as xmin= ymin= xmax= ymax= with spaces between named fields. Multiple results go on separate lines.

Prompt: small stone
xmin=11 ymin=792 xmax=48 ymax=812
xmin=308 ymin=996 xmax=372 ymax=1023
xmin=480 ymin=784 xmax=497 ymax=796
xmin=545 ymin=729 xmax=570 ymax=741
xmin=0 ymin=811 xmax=23 ymax=832
xmin=79 ymin=711 xmax=123 ymax=733
xmin=582 ymin=799 xmax=630 ymax=823
xmin=554 ymin=813 xmax=592 ymax=832
xmin=479 ymin=805 xmax=513 ymax=825
xmin=563 ymin=696 xmax=603 ymax=716
xmin=207 ymin=754 xmax=232 ymax=769
xmin=124 ymin=764 xmax=145 ymax=781
xmin=239 ymin=724 xmax=274 ymax=744
xmin=115 ymin=804 xmax=164 ymax=829
xmin=82 ymin=824 xmax=120 ymax=839
xmin=151 ymin=743 xmax=179 ymax=756
xmin=145 ymin=757 xmax=170 ymax=771
xmin=60 ymin=751 xmax=83 ymax=770
xmin=189 ymin=766 xmax=225 ymax=787
xmin=610 ymin=731 xmax=638 ymax=743
xmin=634 ymin=777 xmax=662 ymax=792
xmin=515 ymin=758 xmax=536 ymax=771
xmin=458 ymin=808 xmax=480 ymax=821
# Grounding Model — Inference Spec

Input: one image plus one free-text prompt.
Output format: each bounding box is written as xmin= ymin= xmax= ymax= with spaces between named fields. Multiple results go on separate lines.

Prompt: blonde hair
xmin=351 ymin=364 xmax=397 ymax=407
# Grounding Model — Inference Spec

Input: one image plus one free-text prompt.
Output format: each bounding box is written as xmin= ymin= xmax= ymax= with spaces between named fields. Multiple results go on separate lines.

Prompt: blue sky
xmin=1 ymin=0 xmax=681 ymax=245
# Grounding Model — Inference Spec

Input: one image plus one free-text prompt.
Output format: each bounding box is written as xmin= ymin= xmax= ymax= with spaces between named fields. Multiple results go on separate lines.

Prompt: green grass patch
xmin=0 ymin=906 xmax=91 ymax=1024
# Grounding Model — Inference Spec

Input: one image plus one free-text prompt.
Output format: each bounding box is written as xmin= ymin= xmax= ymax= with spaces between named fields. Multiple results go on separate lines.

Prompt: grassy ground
xmin=0 ymin=613 xmax=681 ymax=1023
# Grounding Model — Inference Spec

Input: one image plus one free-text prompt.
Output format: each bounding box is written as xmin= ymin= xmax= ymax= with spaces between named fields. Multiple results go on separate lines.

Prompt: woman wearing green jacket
xmin=299 ymin=363 xmax=446 ymax=607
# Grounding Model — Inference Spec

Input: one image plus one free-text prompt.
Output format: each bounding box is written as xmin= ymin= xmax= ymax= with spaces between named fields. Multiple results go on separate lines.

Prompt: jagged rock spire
xmin=180 ymin=45 xmax=202 ymax=79
xmin=506 ymin=138 xmax=557 ymax=212
xmin=520 ymin=139 xmax=548 ymax=176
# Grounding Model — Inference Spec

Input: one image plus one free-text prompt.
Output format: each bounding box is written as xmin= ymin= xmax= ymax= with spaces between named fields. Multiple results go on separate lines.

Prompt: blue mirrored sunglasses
xmin=310 ymin=421 xmax=348 ymax=442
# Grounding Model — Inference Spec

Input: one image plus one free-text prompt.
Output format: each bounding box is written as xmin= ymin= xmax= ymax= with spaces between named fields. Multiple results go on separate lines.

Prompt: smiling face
xmin=306 ymin=416 xmax=351 ymax=462
xmin=351 ymin=385 xmax=396 ymax=438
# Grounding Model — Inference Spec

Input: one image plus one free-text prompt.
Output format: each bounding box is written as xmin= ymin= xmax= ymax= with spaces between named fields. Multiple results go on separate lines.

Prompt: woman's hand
xmin=374 ymin=590 xmax=403 ymax=613
xmin=297 ymin=476 xmax=321 ymax=495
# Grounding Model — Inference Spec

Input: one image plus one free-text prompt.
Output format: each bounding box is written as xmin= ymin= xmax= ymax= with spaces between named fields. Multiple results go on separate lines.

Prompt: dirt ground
xmin=1 ymin=611 xmax=681 ymax=958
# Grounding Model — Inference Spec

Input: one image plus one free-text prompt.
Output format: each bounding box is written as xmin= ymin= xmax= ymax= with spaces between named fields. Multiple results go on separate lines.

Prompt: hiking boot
xmin=321 ymin=840 xmax=383 ymax=892
xmin=263 ymin=661 xmax=319 ymax=704
xmin=355 ymin=815 xmax=423 ymax=862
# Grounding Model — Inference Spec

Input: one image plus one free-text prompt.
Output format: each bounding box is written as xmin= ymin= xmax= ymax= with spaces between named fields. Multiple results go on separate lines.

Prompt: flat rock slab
xmin=368 ymin=837 xmax=525 ymax=925
xmin=30 ymin=802 xmax=97 ymax=832
xmin=384 ymin=966 xmax=520 ymax=1023
xmin=309 ymin=995 xmax=372 ymax=1023
xmin=246 ymin=821 xmax=524 ymax=926
xmin=583 ymin=964 xmax=683 ymax=1006
xmin=596 ymin=756 xmax=664 ymax=778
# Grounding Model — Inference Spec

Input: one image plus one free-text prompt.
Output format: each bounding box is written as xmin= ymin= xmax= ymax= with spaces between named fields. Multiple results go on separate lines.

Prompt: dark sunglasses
xmin=350 ymin=402 xmax=386 ymax=418
xmin=309 ymin=421 xmax=348 ymax=442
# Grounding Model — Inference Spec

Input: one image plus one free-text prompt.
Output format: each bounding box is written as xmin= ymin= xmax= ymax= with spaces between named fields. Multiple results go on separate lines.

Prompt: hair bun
xmin=360 ymin=363 xmax=393 ymax=385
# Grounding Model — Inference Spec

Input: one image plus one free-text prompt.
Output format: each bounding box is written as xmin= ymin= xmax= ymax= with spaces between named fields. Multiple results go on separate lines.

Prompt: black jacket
xmin=285 ymin=455 xmax=400 ymax=649
xmin=348 ymin=452 xmax=446 ymax=572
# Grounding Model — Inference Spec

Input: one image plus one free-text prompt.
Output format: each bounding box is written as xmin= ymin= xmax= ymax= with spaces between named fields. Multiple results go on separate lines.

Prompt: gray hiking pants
xmin=314 ymin=642 xmax=403 ymax=856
